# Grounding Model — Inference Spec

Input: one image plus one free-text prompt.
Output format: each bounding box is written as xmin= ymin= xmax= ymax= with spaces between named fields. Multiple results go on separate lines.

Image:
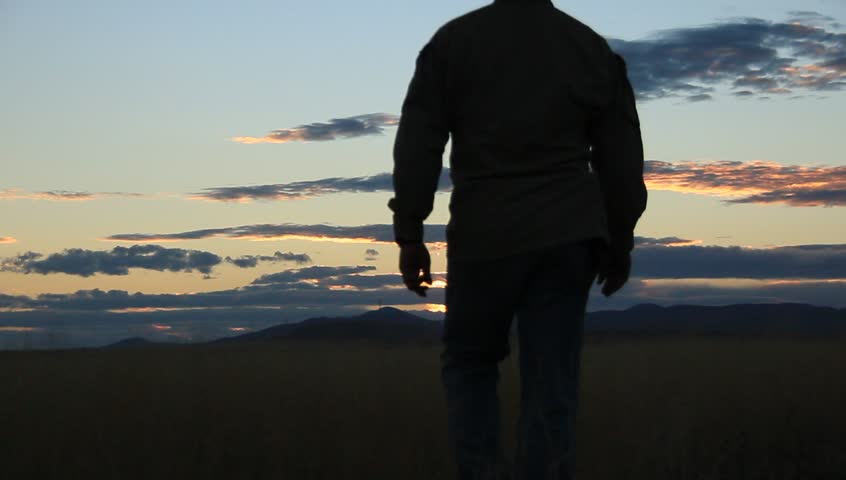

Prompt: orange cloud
xmin=0 ymin=237 xmax=16 ymax=244
xmin=424 ymin=303 xmax=447 ymax=313
xmin=103 ymin=224 xmax=450 ymax=247
xmin=239 ymin=234 xmax=385 ymax=244
xmin=0 ymin=189 xmax=145 ymax=202
xmin=645 ymin=160 xmax=846 ymax=206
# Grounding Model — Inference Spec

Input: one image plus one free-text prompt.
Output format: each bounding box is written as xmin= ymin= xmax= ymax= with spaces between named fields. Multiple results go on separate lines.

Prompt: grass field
xmin=1 ymin=336 xmax=844 ymax=479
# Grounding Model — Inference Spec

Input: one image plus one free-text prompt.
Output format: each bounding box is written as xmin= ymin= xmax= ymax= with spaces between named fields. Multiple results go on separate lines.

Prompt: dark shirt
xmin=388 ymin=0 xmax=648 ymax=261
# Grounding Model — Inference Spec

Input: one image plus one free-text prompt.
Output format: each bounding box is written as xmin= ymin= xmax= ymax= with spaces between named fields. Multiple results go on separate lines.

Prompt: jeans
xmin=440 ymin=237 xmax=601 ymax=480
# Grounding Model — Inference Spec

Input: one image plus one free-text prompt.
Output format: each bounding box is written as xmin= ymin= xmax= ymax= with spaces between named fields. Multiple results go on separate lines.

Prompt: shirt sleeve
xmin=387 ymin=27 xmax=451 ymax=246
xmin=588 ymin=49 xmax=648 ymax=257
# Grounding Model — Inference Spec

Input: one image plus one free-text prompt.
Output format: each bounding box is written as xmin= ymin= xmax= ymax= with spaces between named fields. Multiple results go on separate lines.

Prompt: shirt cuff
xmin=392 ymin=215 xmax=424 ymax=245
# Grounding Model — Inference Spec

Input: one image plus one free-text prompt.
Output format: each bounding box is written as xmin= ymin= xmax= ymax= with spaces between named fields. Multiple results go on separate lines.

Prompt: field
xmin=1 ymin=336 xmax=844 ymax=479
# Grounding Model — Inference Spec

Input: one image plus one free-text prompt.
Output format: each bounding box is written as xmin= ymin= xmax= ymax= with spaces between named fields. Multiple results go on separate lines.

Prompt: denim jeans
xmin=440 ymin=237 xmax=601 ymax=480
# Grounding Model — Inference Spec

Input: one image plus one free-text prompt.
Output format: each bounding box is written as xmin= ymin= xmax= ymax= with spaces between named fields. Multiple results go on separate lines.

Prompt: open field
xmin=1 ymin=336 xmax=845 ymax=479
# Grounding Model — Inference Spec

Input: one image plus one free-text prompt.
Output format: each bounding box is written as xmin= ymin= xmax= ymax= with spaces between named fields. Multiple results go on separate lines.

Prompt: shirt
xmin=388 ymin=0 xmax=648 ymax=262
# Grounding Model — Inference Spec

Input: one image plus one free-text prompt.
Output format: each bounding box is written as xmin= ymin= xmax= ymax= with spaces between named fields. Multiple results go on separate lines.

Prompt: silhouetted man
xmin=388 ymin=0 xmax=647 ymax=478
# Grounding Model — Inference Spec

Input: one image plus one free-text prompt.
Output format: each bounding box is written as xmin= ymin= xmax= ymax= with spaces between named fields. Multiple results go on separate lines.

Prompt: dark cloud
xmin=5 ymin=239 xmax=845 ymax=313
xmin=0 ymin=293 xmax=25 ymax=308
xmin=251 ymin=265 xmax=377 ymax=286
xmin=634 ymin=236 xmax=699 ymax=247
xmin=365 ymin=249 xmax=380 ymax=261
xmin=224 ymin=251 xmax=312 ymax=268
xmin=686 ymin=93 xmax=714 ymax=102
xmin=727 ymin=188 xmax=846 ymax=206
xmin=191 ymin=159 xmax=845 ymax=207
xmin=610 ymin=15 xmax=846 ymax=101
xmin=190 ymin=170 xmax=451 ymax=203
xmin=1 ymin=245 xmax=221 ymax=277
xmin=16 ymin=278 xmax=424 ymax=312
xmin=3 ymin=239 xmax=846 ymax=349
xmin=732 ymin=90 xmax=756 ymax=97
xmin=105 ymin=223 xmax=449 ymax=245
xmin=633 ymin=243 xmax=846 ymax=279
xmin=229 ymin=113 xmax=399 ymax=144
xmin=1 ymin=245 xmax=313 ymax=277
xmin=1 ymin=262 xmax=844 ymax=318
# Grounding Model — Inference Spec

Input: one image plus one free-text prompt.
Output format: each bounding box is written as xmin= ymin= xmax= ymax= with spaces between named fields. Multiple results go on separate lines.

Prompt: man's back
xmin=390 ymin=4 xmax=650 ymax=478
xmin=389 ymin=0 xmax=647 ymax=263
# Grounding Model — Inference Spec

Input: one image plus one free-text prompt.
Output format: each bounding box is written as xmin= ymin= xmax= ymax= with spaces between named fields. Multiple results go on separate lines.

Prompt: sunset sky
xmin=2 ymin=0 xmax=845 ymax=348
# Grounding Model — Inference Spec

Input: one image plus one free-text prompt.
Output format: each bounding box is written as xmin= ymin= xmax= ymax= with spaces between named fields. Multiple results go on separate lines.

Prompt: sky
xmin=1 ymin=0 xmax=845 ymax=348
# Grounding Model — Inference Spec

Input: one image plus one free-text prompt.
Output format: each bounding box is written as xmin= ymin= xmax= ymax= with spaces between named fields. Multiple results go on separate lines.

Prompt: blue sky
xmin=1 ymin=0 xmax=845 ymax=348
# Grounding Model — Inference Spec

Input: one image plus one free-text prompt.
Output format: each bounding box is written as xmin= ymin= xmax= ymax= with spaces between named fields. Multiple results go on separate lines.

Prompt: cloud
xmin=229 ymin=113 xmax=400 ymax=144
xmin=686 ymin=93 xmax=714 ymax=102
xmin=0 ymin=189 xmax=145 ymax=202
xmin=104 ymin=223 xmax=449 ymax=246
xmin=190 ymin=170 xmax=452 ymax=203
xmin=365 ymin=249 xmax=380 ymax=261
xmin=635 ymin=236 xmax=702 ymax=247
xmin=0 ymin=237 xmax=16 ymax=244
xmin=3 ymin=240 xmax=845 ymax=314
xmin=645 ymin=160 xmax=846 ymax=206
xmin=610 ymin=14 xmax=846 ymax=101
xmin=10 ymin=278 xmax=430 ymax=312
xmin=224 ymin=251 xmax=312 ymax=268
xmin=25 ymin=236 xmax=845 ymax=282
xmin=3 ymin=278 xmax=844 ymax=350
xmin=1 ymin=245 xmax=222 ymax=277
xmin=632 ymin=243 xmax=846 ymax=279
xmin=191 ymin=160 xmax=844 ymax=207
xmin=0 ymin=263 xmax=436 ymax=313
xmin=7 ymin=157 xmax=845 ymax=209
xmin=321 ymin=273 xmax=402 ymax=290
xmin=787 ymin=11 xmax=841 ymax=28
xmin=1 ymin=245 xmax=313 ymax=277
xmin=102 ymin=221 xmax=846 ymax=280
xmin=251 ymin=265 xmax=378 ymax=286
xmin=3 ymin=238 xmax=846 ymax=349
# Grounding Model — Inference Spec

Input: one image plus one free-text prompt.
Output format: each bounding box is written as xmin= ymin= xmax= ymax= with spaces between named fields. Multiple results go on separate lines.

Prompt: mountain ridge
xmin=101 ymin=302 xmax=846 ymax=348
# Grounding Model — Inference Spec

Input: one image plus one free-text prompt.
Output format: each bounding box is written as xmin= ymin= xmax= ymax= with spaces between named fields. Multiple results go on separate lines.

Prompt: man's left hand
xmin=399 ymin=242 xmax=433 ymax=297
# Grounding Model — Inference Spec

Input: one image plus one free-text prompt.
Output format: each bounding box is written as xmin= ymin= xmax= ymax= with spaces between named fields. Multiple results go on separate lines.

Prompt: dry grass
xmin=1 ymin=336 xmax=844 ymax=479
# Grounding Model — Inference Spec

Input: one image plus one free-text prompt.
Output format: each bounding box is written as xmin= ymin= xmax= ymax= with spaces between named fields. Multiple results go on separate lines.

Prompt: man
xmin=388 ymin=0 xmax=647 ymax=478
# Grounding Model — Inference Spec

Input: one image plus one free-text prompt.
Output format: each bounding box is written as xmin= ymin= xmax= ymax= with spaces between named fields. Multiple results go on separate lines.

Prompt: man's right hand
xmin=595 ymin=248 xmax=631 ymax=297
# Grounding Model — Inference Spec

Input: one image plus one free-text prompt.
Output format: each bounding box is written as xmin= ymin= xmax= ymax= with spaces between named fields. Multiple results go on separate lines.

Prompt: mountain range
xmin=102 ymin=303 xmax=846 ymax=348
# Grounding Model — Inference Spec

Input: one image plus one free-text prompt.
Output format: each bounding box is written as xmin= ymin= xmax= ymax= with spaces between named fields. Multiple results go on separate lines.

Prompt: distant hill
xmin=209 ymin=306 xmax=442 ymax=345
xmin=102 ymin=336 xmax=160 ymax=349
xmin=101 ymin=303 xmax=846 ymax=348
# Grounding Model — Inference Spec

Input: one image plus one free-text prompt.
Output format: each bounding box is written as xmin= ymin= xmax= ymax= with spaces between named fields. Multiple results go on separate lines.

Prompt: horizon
xmin=5 ymin=301 xmax=845 ymax=351
xmin=2 ymin=0 xmax=846 ymax=349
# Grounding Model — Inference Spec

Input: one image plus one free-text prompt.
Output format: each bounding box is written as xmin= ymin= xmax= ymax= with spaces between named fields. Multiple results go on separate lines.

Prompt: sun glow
xmin=424 ymin=304 xmax=447 ymax=313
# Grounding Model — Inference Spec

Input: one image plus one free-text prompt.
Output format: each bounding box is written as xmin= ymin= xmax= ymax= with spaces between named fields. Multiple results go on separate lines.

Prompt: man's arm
xmin=388 ymin=27 xmax=451 ymax=246
xmin=589 ymin=51 xmax=648 ymax=257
